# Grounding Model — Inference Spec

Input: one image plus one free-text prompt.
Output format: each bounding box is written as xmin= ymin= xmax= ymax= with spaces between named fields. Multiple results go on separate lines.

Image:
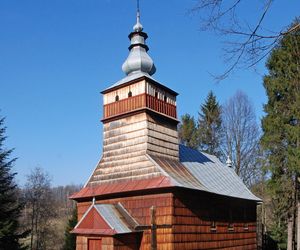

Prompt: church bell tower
xmin=87 ymin=10 xmax=179 ymax=187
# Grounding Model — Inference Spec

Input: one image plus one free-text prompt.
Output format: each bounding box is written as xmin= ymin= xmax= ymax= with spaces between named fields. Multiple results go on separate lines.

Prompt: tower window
xmin=128 ymin=91 xmax=132 ymax=97
xmin=164 ymin=95 xmax=167 ymax=102
xmin=115 ymin=95 xmax=119 ymax=102
xmin=155 ymin=91 xmax=158 ymax=98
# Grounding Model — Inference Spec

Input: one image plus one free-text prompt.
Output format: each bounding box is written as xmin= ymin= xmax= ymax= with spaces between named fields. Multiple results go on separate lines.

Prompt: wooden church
xmin=70 ymin=8 xmax=260 ymax=250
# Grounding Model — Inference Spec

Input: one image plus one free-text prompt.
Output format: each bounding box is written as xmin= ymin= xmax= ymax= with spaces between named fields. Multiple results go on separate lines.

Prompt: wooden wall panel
xmin=76 ymin=236 xmax=86 ymax=250
xmin=76 ymin=193 xmax=174 ymax=250
xmin=103 ymin=93 xmax=177 ymax=120
xmin=76 ymin=191 xmax=257 ymax=250
xmin=172 ymin=190 xmax=257 ymax=250
xmin=104 ymin=80 xmax=146 ymax=105
xmin=146 ymin=82 xmax=176 ymax=105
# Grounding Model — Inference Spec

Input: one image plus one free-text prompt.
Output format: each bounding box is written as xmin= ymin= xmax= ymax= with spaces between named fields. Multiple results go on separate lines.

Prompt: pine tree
xmin=62 ymin=207 xmax=77 ymax=250
xmin=0 ymin=116 xmax=27 ymax=249
xmin=261 ymin=19 xmax=300 ymax=248
xmin=198 ymin=91 xmax=222 ymax=157
xmin=178 ymin=114 xmax=199 ymax=149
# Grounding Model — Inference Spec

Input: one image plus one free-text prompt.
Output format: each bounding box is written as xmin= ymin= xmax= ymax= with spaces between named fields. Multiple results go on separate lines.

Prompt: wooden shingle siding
xmin=89 ymin=112 xmax=179 ymax=186
xmin=173 ymin=190 xmax=257 ymax=250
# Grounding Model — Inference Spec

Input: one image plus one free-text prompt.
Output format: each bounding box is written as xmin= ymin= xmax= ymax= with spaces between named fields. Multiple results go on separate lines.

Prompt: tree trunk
xmin=297 ymin=201 xmax=300 ymax=250
xmin=288 ymin=217 xmax=294 ymax=250
xmin=30 ymin=203 xmax=35 ymax=250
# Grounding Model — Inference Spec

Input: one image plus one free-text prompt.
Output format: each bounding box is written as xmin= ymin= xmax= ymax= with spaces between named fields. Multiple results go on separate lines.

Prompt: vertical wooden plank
xmin=150 ymin=206 xmax=157 ymax=250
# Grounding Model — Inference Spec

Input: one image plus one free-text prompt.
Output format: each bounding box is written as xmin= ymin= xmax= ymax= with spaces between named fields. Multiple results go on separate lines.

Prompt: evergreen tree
xmin=62 ymin=207 xmax=77 ymax=250
xmin=261 ymin=19 xmax=300 ymax=248
xmin=198 ymin=91 xmax=222 ymax=157
xmin=0 ymin=116 xmax=27 ymax=249
xmin=178 ymin=114 xmax=199 ymax=149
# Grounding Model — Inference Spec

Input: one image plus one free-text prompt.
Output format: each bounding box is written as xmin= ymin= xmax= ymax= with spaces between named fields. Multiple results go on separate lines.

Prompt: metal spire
xmin=133 ymin=0 xmax=143 ymax=32
xmin=137 ymin=0 xmax=140 ymax=17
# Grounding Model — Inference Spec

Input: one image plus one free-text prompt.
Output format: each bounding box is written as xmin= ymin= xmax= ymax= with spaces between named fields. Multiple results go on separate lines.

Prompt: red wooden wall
xmin=88 ymin=239 xmax=102 ymax=250
xmin=173 ymin=190 xmax=257 ymax=250
xmin=76 ymin=191 xmax=257 ymax=250
xmin=103 ymin=93 xmax=177 ymax=120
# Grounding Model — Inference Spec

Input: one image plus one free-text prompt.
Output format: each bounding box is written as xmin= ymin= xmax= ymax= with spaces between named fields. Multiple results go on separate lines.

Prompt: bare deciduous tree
xmin=24 ymin=167 xmax=57 ymax=250
xmin=191 ymin=0 xmax=300 ymax=80
xmin=221 ymin=91 xmax=261 ymax=186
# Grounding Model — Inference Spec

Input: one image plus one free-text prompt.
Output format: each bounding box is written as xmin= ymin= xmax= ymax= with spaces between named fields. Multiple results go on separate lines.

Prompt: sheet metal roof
xmin=72 ymin=203 xmax=136 ymax=235
xmin=102 ymin=72 xmax=178 ymax=95
xmin=94 ymin=204 xmax=132 ymax=234
xmin=178 ymin=145 xmax=260 ymax=201
xmin=71 ymin=145 xmax=260 ymax=202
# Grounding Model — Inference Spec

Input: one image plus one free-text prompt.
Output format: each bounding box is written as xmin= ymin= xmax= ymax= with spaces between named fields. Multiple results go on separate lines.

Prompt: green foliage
xmin=0 ymin=116 xmax=27 ymax=250
xmin=62 ymin=207 xmax=77 ymax=250
xmin=178 ymin=114 xmax=199 ymax=149
xmin=261 ymin=19 xmax=300 ymax=247
xmin=198 ymin=91 xmax=222 ymax=157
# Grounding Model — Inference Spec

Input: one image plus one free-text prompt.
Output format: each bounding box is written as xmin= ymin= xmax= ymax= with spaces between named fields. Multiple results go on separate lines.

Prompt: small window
xmin=210 ymin=221 xmax=217 ymax=232
xmin=164 ymin=95 xmax=167 ymax=102
xmin=128 ymin=91 xmax=132 ymax=97
xmin=228 ymin=223 xmax=234 ymax=231
xmin=228 ymin=209 xmax=234 ymax=231
xmin=115 ymin=95 xmax=119 ymax=102
xmin=243 ymin=207 xmax=248 ymax=231
xmin=155 ymin=91 xmax=158 ymax=98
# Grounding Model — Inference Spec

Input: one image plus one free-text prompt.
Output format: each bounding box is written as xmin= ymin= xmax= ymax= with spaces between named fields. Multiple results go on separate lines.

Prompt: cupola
xmin=122 ymin=10 xmax=156 ymax=76
xmin=101 ymin=10 xmax=178 ymax=124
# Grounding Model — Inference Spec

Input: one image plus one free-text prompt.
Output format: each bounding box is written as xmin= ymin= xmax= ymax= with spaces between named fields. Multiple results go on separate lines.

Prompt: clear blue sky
xmin=1 ymin=0 xmax=299 ymax=186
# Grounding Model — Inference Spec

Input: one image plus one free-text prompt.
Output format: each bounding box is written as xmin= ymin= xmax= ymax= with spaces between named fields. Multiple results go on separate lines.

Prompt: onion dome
xmin=122 ymin=10 xmax=156 ymax=76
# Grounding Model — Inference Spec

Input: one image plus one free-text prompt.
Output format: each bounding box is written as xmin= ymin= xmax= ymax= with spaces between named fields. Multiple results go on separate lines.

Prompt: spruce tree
xmin=62 ymin=207 xmax=77 ymax=250
xmin=0 ymin=116 xmax=27 ymax=249
xmin=198 ymin=91 xmax=222 ymax=157
xmin=178 ymin=114 xmax=199 ymax=149
xmin=261 ymin=19 xmax=300 ymax=248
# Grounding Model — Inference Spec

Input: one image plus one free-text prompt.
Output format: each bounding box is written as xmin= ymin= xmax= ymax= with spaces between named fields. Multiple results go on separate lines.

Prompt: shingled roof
xmin=71 ymin=144 xmax=260 ymax=202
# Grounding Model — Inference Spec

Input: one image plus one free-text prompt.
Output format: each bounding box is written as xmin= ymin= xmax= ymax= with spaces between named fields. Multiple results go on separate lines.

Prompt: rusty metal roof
xmin=70 ymin=176 xmax=172 ymax=200
xmin=71 ymin=145 xmax=260 ymax=202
